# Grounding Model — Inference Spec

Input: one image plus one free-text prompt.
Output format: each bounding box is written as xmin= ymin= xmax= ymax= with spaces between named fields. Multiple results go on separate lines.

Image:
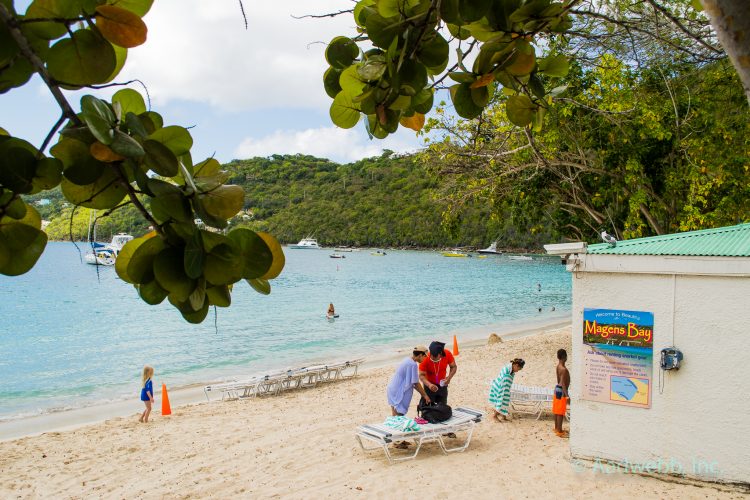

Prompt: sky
xmin=1 ymin=0 xmax=430 ymax=164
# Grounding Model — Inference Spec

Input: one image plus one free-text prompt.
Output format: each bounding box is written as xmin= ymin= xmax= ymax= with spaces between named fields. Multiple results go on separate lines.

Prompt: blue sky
xmin=1 ymin=0 xmax=429 ymax=164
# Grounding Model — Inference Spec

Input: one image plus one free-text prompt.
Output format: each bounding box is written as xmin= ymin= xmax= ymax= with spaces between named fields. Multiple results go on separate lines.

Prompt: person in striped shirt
xmin=488 ymin=358 xmax=525 ymax=421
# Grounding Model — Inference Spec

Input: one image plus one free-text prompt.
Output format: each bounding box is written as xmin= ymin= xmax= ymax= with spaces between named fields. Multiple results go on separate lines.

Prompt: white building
xmin=546 ymin=223 xmax=750 ymax=485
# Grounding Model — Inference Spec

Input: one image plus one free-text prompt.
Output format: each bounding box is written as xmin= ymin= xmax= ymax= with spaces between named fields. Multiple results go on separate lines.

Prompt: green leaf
xmin=206 ymin=285 xmax=231 ymax=307
xmin=47 ymin=29 xmax=117 ymax=85
xmin=505 ymin=94 xmax=536 ymax=126
xmin=110 ymin=129 xmax=145 ymax=158
xmin=60 ymin=167 xmax=127 ymax=209
xmin=538 ymin=55 xmax=569 ymax=77
xmin=324 ymin=67 xmax=343 ymax=99
xmin=196 ymin=185 xmax=244 ymax=220
xmin=138 ymin=279 xmax=168 ymax=305
xmin=112 ymin=88 xmax=147 ymax=116
xmin=440 ymin=0 xmax=460 ymax=24
xmin=339 ymin=66 xmax=367 ymax=95
xmin=257 ymin=232 xmax=285 ymax=280
xmin=325 ymin=36 xmax=359 ymax=70
xmin=141 ymin=139 xmax=178 ymax=176
xmin=52 ymin=138 xmax=105 ymax=185
xmin=203 ymin=234 xmax=243 ymax=286
xmin=25 ymin=0 xmax=82 ymax=40
xmin=354 ymin=0 xmax=376 ymax=27
xmin=330 ymin=91 xmax=361 ymax=129
xmin=0 ymin=146 xmax=36 ymax=193
xmin=124 ymin=233 xmax=163 ymax=284
xmin=246 ymin=278 xmax=271 ymax=295
xmin=0 ymin=223 xmax=47 ymax=276
xmin=227 ymin=228 xmax=272 ymax=279
xmin=450 ymin=83 xmax=483 ymax=119
xmin=31 ymin=157 xmax=63 ymax=192
xmin=153 ymin=246 xmax=194 ymax=302
xmin=458 ymin=0 xmax=493 ymax=22
xmin=149 ymin=179 xmax=191 ymax=223
xmin=1 ymin=200 xmax=40 ymax=228
xmin=187 ymin=279 xmax=206 ymax=311
xmin=4 ymin=196 xmax=27 ymax=220
xmin=107 ymin=0 xmax=153 ymax=16
xmin=125 ymin=111 xmax=148 ymax=138
xmin=417 ymin=33 xmax=449 ymax=73
xmin=148 ymin=125 xmax=193 ymax=156
xmin=115 ymin=234 xmax=147 ymax=282
xmin=365 ymin=13 xmax=403 ymax=49
xmin=358 ymin=58 xmax=387 ymax=82
xmin=180 ymin=298 xmax=209 ymax=323
xmin=184 ymin=229 xmax=204 ymax=279
xmin=528 ymin=73 xmax=546 ymax=100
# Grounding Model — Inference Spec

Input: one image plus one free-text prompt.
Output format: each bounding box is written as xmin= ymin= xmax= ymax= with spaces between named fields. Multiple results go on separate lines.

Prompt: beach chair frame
xmin=509 ymin=384 xmax=570 ymax=421
xmin=355 ymin=407 xmax=483 ymax=464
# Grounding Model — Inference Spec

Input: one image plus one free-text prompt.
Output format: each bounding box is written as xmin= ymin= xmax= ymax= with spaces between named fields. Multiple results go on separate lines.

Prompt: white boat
xmin=329 ymin=253 xmax=346 ymax=259
xmin=84 ymin=233 xmax=134 ymax=266
xmin=289 ymin=237 xmax=320 ymax=249
xmin=478 ymin=242 xmax=502 ymax=254
xmin=508 ymin=255 xmax=533 ymax=261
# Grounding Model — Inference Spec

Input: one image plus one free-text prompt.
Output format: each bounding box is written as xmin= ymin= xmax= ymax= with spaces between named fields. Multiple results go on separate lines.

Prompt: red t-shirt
xmin=419 ymin=350 xmax=455 ymax=385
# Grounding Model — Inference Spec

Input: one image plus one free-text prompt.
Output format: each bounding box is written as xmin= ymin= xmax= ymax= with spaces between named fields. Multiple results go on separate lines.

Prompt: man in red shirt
xmin=418 ymin=341 xmax=458 ymax=405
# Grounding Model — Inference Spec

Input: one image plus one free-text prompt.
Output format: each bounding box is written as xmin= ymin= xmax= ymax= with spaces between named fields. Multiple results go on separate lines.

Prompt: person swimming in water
xmin=327 ymin=303 xmax=336 ymax=318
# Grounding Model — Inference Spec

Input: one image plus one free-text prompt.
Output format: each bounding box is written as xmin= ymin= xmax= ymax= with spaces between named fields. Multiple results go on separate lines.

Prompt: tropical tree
xmin=0 ymin=0 xmax=284 ymax=323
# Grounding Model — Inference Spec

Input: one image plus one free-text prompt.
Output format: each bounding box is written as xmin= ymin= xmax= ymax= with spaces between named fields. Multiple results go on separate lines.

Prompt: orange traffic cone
xmin=161 ymin=383 xmax=172 ymax=416
xmin=453 ymin=335 xmax=460 ymax=356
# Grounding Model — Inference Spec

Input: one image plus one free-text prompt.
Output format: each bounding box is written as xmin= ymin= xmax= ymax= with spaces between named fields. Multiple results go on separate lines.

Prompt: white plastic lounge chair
xmin=355 ymin=407 xmax=483 ymax=464
xmin=509 ymin=384 xmax=570 ymax=420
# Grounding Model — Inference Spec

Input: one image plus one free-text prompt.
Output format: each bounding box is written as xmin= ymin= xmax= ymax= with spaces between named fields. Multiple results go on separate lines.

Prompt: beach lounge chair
xmin=355 ymin=407 xmax=483 ymax=464
xmin=509 ymin=384 xmax=570 ymax=420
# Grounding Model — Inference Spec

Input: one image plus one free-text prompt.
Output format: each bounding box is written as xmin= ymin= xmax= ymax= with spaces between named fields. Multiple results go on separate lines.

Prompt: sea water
xmin=0 ymin=243 xmax=571 ymax=420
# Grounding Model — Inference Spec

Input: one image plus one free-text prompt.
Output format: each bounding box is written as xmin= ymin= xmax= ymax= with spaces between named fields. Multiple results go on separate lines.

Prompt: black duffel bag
xmin=418 ymin=400 xmax=452 ymax=423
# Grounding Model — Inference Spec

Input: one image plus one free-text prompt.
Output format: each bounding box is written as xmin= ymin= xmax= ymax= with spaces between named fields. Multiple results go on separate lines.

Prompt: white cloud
xmin=234 ymin=126 xmax=425 ymax=163
xmin=120 ymin=0 xmax=357 ymax=112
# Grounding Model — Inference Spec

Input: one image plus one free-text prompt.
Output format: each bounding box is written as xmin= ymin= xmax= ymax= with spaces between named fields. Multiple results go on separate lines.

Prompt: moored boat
xmin=478 ymin=242 xmax=502 ymax=254
xmin=289 ymin=237 xmax=320 ymax=249
xmin=84 ymin=233 xmax=134 ymax=266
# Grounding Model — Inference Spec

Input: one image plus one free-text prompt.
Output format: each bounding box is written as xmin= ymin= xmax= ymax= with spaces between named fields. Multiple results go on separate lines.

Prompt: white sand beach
xmin=0 ymin=325 xmax=745 ymax=499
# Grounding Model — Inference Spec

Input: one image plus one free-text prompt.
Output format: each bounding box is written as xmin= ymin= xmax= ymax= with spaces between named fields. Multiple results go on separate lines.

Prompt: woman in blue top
xmin=139 ymin=365 xmax=155 ymax=423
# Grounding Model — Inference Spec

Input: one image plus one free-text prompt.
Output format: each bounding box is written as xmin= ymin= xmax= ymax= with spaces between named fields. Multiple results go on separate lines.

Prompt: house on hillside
xmin=545 ymin=223 xmax=750 ymax=486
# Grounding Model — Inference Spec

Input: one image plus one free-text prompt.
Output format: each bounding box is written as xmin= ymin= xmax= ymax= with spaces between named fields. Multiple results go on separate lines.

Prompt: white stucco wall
xmin=569 ymin=257 xmax=750 ymax=484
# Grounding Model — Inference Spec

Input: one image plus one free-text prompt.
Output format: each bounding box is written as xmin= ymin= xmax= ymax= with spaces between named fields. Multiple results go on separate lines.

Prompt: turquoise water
xmin=0 ymin=243 xmax=571 ymax=419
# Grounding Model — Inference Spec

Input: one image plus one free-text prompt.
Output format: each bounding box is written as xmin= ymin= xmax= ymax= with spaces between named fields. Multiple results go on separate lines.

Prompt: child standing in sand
xmin=553 ymin=349 xmax=570 ymax=437
xmin=139 ymin=365 xmax=154 ymax=423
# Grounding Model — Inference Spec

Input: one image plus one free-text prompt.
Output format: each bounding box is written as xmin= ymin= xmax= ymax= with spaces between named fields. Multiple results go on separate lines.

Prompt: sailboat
xmin=478 ymin=242 xmax=502 ymax=254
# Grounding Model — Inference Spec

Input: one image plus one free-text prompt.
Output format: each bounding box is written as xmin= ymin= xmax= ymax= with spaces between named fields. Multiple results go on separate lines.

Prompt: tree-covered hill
xmin=26 ymin=151 xmax=555 ymax=250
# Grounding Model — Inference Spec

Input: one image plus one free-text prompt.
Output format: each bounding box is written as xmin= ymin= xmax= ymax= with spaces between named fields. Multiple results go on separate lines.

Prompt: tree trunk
xmin=702 ymin=0 xmax=750 ymax=105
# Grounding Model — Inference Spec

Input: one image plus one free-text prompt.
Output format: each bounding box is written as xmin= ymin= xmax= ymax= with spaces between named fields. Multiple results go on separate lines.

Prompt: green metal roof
xmin=587 ymin=223 xmax=750 ymax=257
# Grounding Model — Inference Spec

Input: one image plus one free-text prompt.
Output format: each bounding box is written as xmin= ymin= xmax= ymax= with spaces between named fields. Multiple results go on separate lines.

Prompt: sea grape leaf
xmin=106 ymin=0 xmax=153 ymax=17
xmin=183 ymin=229 xmax=204 ymax=279
xmin=257 ymin=232 xmax=285 ymax=280
xmin=138 ymin=279 xmax=168 ymax=305
xmin=325 ymin=36 xmax=359 ymax=70
xmin=153 ymin=246 xmax=194 ymax=302
xmin=206 ymin=285 xmax=231 ymax=307
xmin=0 ymin=146 xmax=35 ymax=193
xmin=227 ymin=228 xmax=272 ymax=279
xmin=246 ymin=278 xmax=271 ymax=295
xmin=125 ymin=233 xmax=163 ymax=284
xmin=148 ymin=126 xmax=193 ymax=156
xmin=60 ymin=167 xmax=127 ymax=209
xmin=197 ymin=185 xmax=244 ymax=220
xmin=112 ymin=88 xmax=147 ymax=116
xmin=330 ymin=91 xmax=360 ymax=129
xmin=47 ymin=29 xmax=117 ymax=85
xmin=95 ymin=5 xmax=148 ymax=48
xmin=506 ymin=94 xmax=536 ymax=126
xmin=0 ymin=223 xmax=47 ymax=276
